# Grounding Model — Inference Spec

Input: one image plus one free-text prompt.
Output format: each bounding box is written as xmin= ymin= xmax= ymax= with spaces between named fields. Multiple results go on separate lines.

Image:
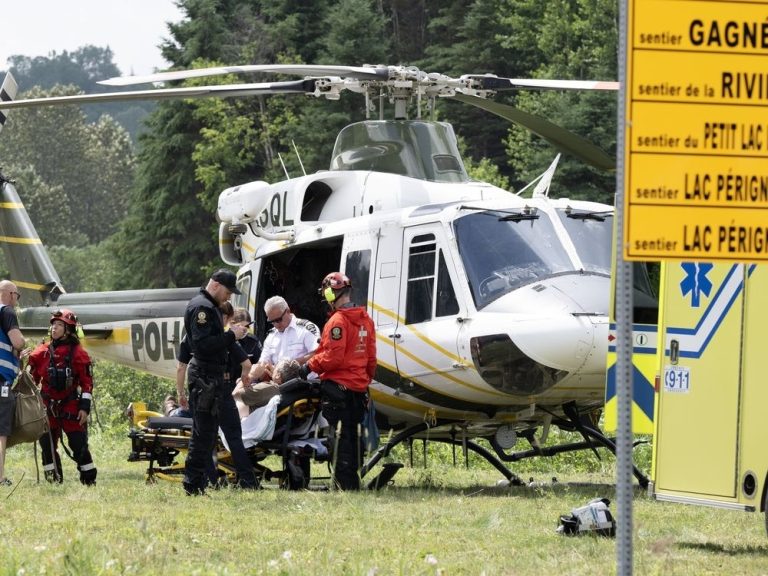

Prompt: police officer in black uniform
xmin=182 ymin=269 xmax=252 ymax=495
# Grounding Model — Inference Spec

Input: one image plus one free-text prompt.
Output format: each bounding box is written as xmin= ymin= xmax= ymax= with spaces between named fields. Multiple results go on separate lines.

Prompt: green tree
xmin=420 ymin=0 xmax=528 ymax=175
xmin=84 ymin=117 xmax=135 ymax=238
xmin=503 ymin=0 xmax=618 ymax=201
xmin=0 ymin=165 xmax=85 ymax=247
xmin=113 ymin=99 xmax=213 ymax=289
xmin=0 ymin=85 xmax=134 ymax=244
xmin=384 ymin=0 xmax=433 ymax=63
xmin=4 ymin=46 xmax=154 ymax=139
xmin=116 ymin=0 xmax=358 ymax=288
xmin=5 ymin=46 xmax=119 ymax=94
xmin=49 ymin=240 xmax=121 ymax=293
xmin=111 ymin=0 xmax=302 ymax=289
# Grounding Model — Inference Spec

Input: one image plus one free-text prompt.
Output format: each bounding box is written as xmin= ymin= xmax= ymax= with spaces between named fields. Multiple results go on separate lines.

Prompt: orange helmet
xmin=50 ymin=308 xmax=78 ymax=328
xmin=320 ymin=272 xmax=351 ymax=303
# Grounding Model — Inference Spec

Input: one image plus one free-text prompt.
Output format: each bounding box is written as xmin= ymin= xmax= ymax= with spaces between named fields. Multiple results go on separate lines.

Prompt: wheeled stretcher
xmin=126 ymin=379 xmax=328 ymax=489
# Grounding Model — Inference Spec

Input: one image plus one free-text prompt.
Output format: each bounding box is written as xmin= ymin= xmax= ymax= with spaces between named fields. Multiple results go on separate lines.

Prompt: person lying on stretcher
xmin=232 ymin=358 xmax=301 ymax=419
xmin=224 ymin=358 xmax=324 ymax=453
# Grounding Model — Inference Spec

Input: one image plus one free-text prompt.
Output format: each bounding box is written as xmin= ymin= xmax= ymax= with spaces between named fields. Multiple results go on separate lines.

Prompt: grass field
xmin=2 ymin=430 xmax=767 ymax=575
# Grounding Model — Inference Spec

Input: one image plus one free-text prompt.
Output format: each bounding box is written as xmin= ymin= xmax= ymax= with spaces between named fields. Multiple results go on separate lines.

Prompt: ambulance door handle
xmin=388 ymin=333 xmax=401 ymax=340
xmin=670 ymin=339 xmax=679 ymax=365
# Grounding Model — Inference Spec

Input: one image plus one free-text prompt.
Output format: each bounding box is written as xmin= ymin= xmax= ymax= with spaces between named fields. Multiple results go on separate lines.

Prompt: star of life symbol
xmin=680 ymin=262 xmax=713 ymax=307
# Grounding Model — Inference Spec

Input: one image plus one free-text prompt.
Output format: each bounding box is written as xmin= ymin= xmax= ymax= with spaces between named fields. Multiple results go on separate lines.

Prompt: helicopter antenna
xmin=515 ymin=154 xmax=561 ymax=198
xmin=532 ymin=154 xmax=560 ymax=198
xmin=292 ymin=140 xmax=306 ymax=176
xmin=277 ymin=153 xmax=290 ymax=179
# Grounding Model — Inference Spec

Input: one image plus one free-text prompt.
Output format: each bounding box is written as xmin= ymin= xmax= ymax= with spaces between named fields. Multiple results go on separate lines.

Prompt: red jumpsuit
xmin=29 ymin=338 xmax=97 ymax=484
xmin=309 ymin=304 xmax=376 ymax=489
xmin=309 ymin=306 xmax=376 ymax=391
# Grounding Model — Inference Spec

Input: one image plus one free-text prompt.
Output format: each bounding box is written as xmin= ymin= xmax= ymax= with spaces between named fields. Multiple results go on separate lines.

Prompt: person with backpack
xmin=28 ymin=309 xmax=97 ymax=485
xmin=0 ymin=280 xmax=27 ymax=486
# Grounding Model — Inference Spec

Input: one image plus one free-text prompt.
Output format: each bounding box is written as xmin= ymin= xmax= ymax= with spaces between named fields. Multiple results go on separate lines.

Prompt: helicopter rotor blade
xmin=0 ymin=79 xmax=318 ymax=111
xmin=99 ymin=64 xmax=389 ymax=86
xmin=450 ymin=93 xmax=615 ymax=171
xmin=462 ymin=75 xmax=619 ymax=92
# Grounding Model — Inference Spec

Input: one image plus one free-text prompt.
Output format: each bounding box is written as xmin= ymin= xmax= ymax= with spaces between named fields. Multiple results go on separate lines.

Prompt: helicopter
xmin=0 ymin=65 xmax=654 ymax=486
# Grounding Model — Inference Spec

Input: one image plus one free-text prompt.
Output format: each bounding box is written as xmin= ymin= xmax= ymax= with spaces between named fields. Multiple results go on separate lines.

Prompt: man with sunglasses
xmin=257 ymin=296 xmax=319 ymax=375
xmin=0 ymin=280 xmax=26 ymax=486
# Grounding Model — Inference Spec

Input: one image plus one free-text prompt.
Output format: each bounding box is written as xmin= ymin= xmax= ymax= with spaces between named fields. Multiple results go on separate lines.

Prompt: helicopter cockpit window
xmin=436 ymin=251 xmax=459 ymax=317
xmin=405 ymin=234 xmax=459 ymax=324
xmin=454 ymin=211 xmax=572 ymax=309
xmin=555 ymin=208 xmax=613 ymax=275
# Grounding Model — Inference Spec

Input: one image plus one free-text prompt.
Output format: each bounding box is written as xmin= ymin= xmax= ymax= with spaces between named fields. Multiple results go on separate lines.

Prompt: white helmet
xmin=557 ymin=498 xmax=616 ymax=537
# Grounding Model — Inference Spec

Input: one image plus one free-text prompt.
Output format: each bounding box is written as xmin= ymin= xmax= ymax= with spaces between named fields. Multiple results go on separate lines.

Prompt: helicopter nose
xmin=470 ymin=272 xmax=610 ymax=396
xmin=512 ymin=312 xmax=606 ymax=374
xmin=470 ymin=312 xmax=603 ymax=396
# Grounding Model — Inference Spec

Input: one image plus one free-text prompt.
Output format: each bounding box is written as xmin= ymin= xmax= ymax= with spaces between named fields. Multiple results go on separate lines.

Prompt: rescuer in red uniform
xmin=303 ymin=272 xmax=376 ymax=490
xmin=29 ymin=309 xmax=97 ymax=484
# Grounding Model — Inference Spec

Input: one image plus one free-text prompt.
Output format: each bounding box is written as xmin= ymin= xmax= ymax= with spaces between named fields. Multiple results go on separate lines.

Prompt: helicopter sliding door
xmin=392 ymin=224 xmax=466 ymax=398
xmin=369 ymin=222 xmax=403 ymax=385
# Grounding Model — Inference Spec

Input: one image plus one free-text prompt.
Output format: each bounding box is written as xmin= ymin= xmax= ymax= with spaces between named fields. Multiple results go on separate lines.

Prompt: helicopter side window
xmin=433 ymin=155 xmax=462 ymax=173
xmin=404 ymin=233 xmax=459 ymax=324
xmin=232 ymin=272 xmax=251 ymax=310
xmin=344 ymin=249 xmax=371 ymax=308
xmin=405 ymin=234 xmax=436 ymax=325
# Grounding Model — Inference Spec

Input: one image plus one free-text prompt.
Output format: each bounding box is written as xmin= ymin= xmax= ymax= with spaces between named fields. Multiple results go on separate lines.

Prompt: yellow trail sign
xmin=624 ymin=0 xmax=768 ymax=262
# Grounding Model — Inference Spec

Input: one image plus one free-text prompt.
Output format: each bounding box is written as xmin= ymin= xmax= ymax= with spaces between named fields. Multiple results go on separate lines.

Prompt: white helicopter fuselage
xmin=3 ymin=116 xmax=615 ymax=442
xmin=219 ymin=163 xmax=613 ymax=436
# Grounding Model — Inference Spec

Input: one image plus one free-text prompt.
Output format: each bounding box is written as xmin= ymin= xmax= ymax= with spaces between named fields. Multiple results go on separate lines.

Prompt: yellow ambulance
xmin=651 ymin=262 xmax=768 ymax=531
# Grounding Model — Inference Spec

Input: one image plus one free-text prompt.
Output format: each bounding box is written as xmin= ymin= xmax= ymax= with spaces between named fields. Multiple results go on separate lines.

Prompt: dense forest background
xmin=0 ymin=0 xmax=618 ymax=293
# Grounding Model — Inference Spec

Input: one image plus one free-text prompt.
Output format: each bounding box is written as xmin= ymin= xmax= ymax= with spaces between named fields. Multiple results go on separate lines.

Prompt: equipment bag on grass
xmin=8 ymin=368 xmax=48 ymax=448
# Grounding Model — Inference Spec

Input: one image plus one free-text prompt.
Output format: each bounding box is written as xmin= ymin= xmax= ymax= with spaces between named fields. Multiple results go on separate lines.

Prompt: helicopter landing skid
xmin=487 ymin=407 xmax=650 ymax=489
xmin=360 ymin=420 xmax=525 ymax=488
xmin=361 ymin=414 xmax=650 ymax=490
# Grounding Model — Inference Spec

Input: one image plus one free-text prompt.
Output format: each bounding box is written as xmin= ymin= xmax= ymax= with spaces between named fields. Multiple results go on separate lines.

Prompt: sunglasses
xmin=267 ymin=309 xmax=288 ymax=325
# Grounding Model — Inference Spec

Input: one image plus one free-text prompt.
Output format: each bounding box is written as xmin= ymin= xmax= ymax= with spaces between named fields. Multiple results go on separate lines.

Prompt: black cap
xmin=211 ymin=269 xmax=241 ymax=295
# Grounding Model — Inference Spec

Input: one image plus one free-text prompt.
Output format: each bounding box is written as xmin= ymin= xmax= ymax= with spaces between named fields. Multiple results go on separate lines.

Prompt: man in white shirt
xmin=258 ymin=296 xmax=319 ymax=370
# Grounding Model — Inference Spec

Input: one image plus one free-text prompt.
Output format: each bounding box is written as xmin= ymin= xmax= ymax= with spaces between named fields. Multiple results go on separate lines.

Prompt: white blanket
xmin=220 ymin=394 xmax=280 ymax=450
